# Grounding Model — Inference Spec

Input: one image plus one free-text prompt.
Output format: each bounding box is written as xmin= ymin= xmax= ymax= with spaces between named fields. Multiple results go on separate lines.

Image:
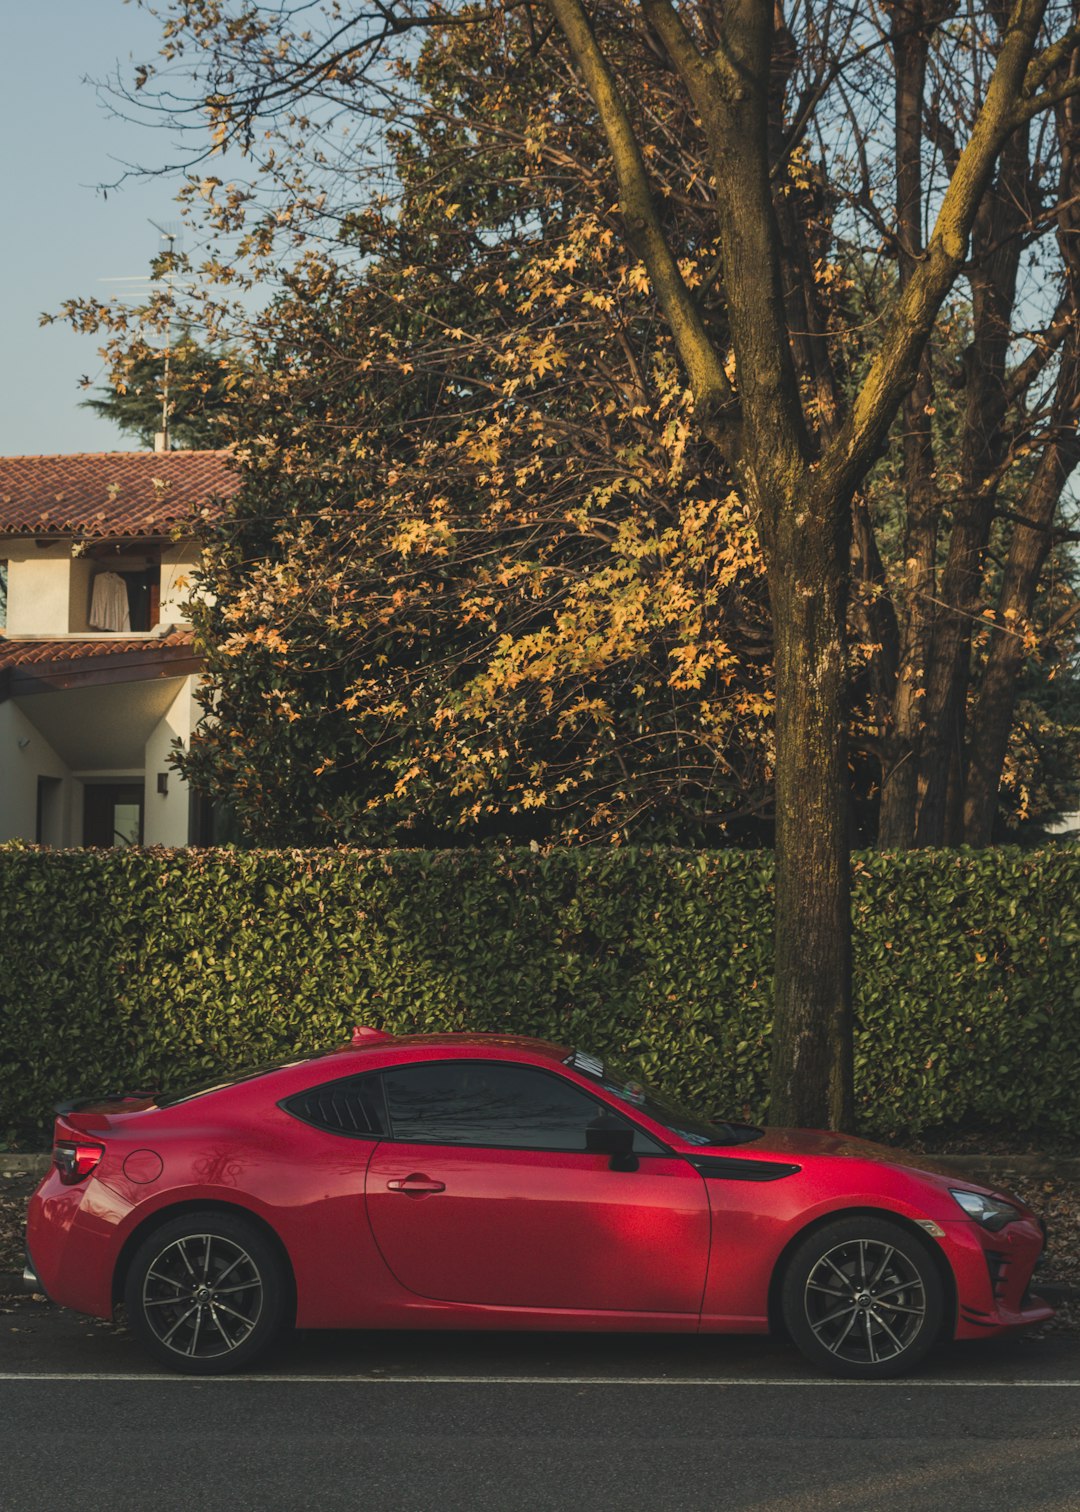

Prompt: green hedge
xmin=1 ymin=844 xmax=1078 ymax=1145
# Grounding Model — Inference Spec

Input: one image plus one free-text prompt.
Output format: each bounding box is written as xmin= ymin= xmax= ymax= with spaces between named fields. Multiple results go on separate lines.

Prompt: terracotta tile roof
xmin=0 ymin=630 xmax=196 ymax=670
xmin=0 ymin=452 xmax=239 ymax=538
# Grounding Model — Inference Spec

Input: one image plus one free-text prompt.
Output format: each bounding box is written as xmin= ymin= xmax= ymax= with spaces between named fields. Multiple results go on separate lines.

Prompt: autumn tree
xmin=68 ymin=0 xmax=1080 ymax=1128
xmin=175 ymin=43 xmax=775 ymax=846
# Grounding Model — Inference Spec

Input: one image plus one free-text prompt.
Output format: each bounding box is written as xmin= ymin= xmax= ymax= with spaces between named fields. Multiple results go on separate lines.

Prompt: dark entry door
xmin=83 ymin=784 xmax=143 ymax=847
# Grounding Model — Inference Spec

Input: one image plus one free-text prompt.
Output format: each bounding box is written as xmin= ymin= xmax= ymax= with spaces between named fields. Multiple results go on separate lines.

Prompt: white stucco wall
xmin=0 ymin=699 xmax=72 ymax=842
xmin=68 ymin=557 xmax=96 ymax=633
xmin=3 ymin=548 xmax=72 ymax=636
xmin=143 ymin=675 xmax=199 ymax=846
xmin=159 ymin=544 xmax=201 ymax=625
xmin=2 ymin=526 xmax=205 ymax=845
xmin=2 ymin=675 xmax=199 ymax=847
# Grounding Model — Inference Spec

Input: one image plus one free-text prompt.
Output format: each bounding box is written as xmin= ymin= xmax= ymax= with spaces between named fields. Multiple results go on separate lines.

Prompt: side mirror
xmin=586 ymin=1118 xmax=639 ymax=1172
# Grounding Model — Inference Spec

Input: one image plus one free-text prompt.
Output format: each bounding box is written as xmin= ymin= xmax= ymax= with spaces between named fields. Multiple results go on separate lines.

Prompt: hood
xmin=750 ymin=1126 xmax=977 ymax=1182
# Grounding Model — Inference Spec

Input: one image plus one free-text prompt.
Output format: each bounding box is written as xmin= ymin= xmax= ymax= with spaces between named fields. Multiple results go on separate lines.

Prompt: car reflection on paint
xmin=25 ymin=1028 xmax=1052 ymax=1377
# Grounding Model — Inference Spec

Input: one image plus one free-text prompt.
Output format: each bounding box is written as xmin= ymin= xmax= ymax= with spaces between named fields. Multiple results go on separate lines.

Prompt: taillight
xmin=53 ymin=1140 xmax=104 ymax=1184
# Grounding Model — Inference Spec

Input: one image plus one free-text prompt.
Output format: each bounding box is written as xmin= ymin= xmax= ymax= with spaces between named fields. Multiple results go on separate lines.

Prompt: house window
xmin=124 ymin=567 xmax=160 ymax=632
xmin=87 ymin=553 xmax=161 ymax=633
xmin=0 ymin=561 xmax=7 ymax=629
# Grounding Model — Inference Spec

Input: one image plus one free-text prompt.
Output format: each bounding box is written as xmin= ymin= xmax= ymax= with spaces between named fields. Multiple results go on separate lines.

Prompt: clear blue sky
xmin=0 ymin=1 xmax=214 ymax=454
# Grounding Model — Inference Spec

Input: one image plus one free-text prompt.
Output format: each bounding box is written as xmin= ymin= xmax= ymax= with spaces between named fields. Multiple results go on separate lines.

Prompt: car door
xmin=365 ymin=1058 xmax=710 ymax=1315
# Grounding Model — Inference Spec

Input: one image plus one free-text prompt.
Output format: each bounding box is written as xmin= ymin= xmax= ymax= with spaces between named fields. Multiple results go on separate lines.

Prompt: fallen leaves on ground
xmin=0 ymin=1175 xmax=35 ymax=1276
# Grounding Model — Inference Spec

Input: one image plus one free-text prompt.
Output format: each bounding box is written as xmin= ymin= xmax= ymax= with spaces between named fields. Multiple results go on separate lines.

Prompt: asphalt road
xmin=2 ymin=1301 xmax=1079 ymax=1511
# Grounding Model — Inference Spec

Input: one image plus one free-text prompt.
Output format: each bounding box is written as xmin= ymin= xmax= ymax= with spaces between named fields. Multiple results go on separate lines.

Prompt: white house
xmin=0 ymin=451 xmax=238 ymax=847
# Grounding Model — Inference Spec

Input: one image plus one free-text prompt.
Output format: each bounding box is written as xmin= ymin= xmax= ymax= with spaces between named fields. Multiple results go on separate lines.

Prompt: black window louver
xmin=282 ymin=1077 xmax=385 ymax=1138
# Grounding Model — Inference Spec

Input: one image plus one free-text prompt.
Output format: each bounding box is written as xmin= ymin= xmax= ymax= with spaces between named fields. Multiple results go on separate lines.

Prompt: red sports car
xmin=25 ymin=1029 xmax=1052 ymax=1378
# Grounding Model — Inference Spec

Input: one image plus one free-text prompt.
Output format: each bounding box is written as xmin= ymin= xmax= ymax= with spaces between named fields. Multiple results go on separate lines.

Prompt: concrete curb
xmin=1 ymin=1156 xmax=51 ymax=1178
xmin=1040 ymin=1282 xmax=1080 ymax=1304
xmin=938 ymin=1154 xmax=1080 ymax=1180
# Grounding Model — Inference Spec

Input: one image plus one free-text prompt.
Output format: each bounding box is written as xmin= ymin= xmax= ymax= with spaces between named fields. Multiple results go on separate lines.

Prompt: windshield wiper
xmin=710 ymin=1121 xmax=765 ymax=1146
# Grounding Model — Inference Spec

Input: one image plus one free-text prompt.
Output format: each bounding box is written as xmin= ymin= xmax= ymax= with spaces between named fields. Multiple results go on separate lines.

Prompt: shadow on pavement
xmin=2 ymin=1292 xmax=1076 ymax=1380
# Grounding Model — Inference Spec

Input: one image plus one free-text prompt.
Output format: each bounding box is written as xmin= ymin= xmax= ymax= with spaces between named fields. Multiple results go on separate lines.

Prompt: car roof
xmin=320 ymin=1031 xmax=572 ymax=1070
xmin=145 ymin=1032 xmax=576 ymax=1115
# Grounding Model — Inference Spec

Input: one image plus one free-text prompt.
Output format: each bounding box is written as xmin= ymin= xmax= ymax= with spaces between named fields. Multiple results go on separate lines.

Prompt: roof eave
xmin=1 ymin=648 xmax=204 ymax=702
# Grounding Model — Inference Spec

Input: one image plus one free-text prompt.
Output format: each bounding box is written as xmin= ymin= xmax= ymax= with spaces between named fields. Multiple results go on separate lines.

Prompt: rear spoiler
xmin=54 ymin=1092 xmax=156 ymax=1116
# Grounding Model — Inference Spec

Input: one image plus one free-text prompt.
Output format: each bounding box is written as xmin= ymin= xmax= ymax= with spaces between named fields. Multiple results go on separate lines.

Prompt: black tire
xmin=781 ymin=1215 xmax=945 ymax=1379
xmin=124 ymin=1209 xmax=287 ymax=1375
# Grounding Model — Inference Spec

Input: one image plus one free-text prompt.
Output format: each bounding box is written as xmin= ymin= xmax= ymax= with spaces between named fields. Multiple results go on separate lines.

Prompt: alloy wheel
xmin=141 ymin=1232 xmax=264 ymax=1361
xmin=803 ymin=1237 xmax=927 ymax=1366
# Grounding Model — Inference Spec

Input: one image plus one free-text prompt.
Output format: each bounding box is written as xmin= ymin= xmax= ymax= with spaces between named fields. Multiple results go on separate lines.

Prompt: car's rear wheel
xmin=124 ymin=1210 xmax=287 ymax=1375
xmin=781 ymin=1216 xmax=945 ymax=1379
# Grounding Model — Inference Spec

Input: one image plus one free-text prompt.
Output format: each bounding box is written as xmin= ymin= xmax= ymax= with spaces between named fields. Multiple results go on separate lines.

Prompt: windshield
xmin=565 ymin=1051 xmax=762 ymax=1147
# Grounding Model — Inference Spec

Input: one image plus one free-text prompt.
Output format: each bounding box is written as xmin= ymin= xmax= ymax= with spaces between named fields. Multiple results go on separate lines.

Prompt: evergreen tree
xmin=82 ymin=330 xmax=241 ymax=449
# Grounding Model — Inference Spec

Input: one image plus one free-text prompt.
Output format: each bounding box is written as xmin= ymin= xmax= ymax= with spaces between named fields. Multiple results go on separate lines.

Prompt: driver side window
xmin=381 ymin=1061 xmax=664 ymax=1154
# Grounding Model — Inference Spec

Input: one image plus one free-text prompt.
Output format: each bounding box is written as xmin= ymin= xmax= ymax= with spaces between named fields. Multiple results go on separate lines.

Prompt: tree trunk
xmin=852 ymin=494 xmax=903 ymax=840
xmin=964 ymin=432 xmax=1080 ymax=842
xmin=550 ymin=0 xmax=1049 ymax=1134
xmin=914 ymin=113 xmax=1031 ymax=845
xmin=965 ymin=111 xmax=1080 ymax=844
xmin=767 ymin=492 xmax=854 ymax=1130
xmin=878 ymin=0 xmax=937 ymax=852
xmin=962 ymin=622 xmax=1028 ymax=846
xmin=878 ymin=359 xmax=937 ymax=851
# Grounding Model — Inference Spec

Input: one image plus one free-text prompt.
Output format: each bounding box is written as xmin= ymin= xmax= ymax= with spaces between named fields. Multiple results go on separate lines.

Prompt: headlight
xmin=950 ymin=1189 xmax=1020 ymax=1231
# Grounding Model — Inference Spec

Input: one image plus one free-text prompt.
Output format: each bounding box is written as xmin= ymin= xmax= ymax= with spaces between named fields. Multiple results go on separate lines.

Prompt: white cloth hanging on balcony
xmin=89 ymin=570 xmax=131 ymax=632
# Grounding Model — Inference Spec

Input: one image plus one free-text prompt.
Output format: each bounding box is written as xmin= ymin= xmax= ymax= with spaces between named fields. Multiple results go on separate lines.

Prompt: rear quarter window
xmin=281 ymin=1074 xmax=387 ymax=1138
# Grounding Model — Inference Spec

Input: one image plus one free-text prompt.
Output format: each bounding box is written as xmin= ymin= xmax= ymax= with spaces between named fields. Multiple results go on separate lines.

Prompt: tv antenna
xmin=151 ymin=220 xmax=181 ymax=451
xmin=98 ymin=219 xmax=192 ymax=452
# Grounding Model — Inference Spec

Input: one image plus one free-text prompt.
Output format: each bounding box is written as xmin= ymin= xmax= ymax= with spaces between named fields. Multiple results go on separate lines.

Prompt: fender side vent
xmin=691 ymin=1156 xmax=801 ymax=1182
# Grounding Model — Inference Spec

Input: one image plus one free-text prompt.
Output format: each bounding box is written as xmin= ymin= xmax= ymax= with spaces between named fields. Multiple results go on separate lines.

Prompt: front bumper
xmin=22 ymin=1247 xmax=41 ymax=1294
xmin=942 ymin=1211 xmax=1054 ymax=1338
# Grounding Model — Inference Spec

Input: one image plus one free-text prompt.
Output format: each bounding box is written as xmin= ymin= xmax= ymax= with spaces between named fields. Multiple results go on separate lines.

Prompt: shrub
xmin=1 ymin=844 xmax=1077 ymax=1144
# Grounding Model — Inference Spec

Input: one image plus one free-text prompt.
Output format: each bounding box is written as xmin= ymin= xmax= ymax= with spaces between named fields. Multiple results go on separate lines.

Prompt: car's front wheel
xmin=781 ymin=1216 xmax=945 ymax=1379
xmin=124 ymin=1210 xmax=288 ymax=1375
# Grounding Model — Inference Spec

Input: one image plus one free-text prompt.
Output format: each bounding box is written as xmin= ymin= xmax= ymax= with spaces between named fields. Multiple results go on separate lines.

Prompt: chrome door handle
xmin=386 ymin=1174 xmax=446 ymax=1195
